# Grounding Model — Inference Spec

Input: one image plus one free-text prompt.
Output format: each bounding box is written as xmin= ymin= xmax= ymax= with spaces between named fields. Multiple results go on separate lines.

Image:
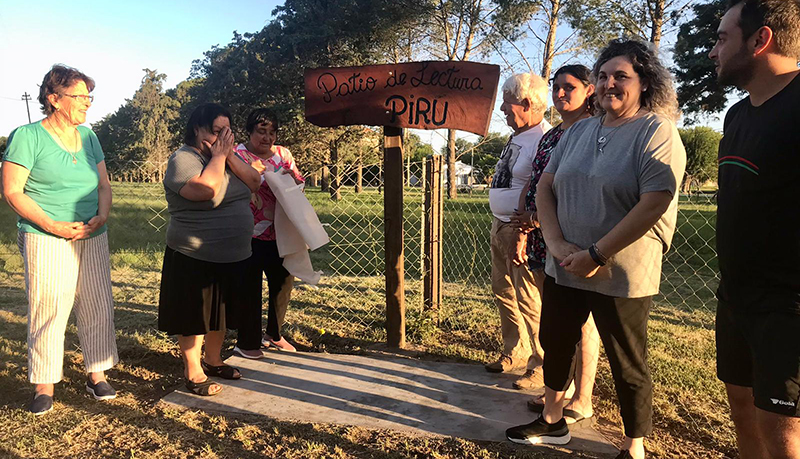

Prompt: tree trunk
xmin=447 ymin=129 xmax=457 ymax=199
xmin=650 ymin=0 xmax=665 ymax=48
xmin=355 ymin=157 xmax=363 ymax=193
xmin=321 ymin=166 xmax=329 ymax=192
xmin=540 ymin=0 xmax=561 ymax=79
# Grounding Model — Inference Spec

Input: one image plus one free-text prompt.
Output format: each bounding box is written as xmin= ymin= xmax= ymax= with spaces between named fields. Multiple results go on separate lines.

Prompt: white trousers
xmin=19 ymin=231 xmax=118 ymax=384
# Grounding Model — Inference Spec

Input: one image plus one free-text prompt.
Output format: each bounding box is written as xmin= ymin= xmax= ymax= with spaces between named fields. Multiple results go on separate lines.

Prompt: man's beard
xmin=717 ymin=46 xmax=757 ymax=88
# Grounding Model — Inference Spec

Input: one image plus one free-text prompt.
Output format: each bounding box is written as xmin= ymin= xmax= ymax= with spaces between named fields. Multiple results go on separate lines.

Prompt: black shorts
xmin=158 ymin=246 xmax=247 ymax=336
xmin=716 ymin=300 xmax=800 ymax=417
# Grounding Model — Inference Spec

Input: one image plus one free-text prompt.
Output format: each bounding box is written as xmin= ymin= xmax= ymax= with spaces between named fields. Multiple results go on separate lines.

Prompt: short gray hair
xmin=502 ymin=73 xmax=548 ymax=114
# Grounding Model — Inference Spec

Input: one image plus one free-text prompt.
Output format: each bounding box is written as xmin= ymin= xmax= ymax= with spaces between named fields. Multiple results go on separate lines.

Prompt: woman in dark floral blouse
xmin=511 ymin=64 xmax=601 ymax=426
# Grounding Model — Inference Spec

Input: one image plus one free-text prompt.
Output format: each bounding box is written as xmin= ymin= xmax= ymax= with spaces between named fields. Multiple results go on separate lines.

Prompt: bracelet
xmin=588 ymin=244 xmax=606 ymax=266
xmin=592 ymin=243 xmax=609 ymax=263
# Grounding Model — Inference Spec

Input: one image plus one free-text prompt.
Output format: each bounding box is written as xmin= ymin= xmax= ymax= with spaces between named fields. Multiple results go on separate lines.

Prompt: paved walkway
xmin=161 ymin=351 xmax=617 ymax=456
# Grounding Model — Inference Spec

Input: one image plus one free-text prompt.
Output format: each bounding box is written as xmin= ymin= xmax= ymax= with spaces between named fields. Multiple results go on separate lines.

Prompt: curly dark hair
xmin=38 ymin=64 xmax=95 ymax=116
xmin=552 ymin=64 xmax=597 ymax=116
xmin=592 ymin=38 xmax=680 ymax=121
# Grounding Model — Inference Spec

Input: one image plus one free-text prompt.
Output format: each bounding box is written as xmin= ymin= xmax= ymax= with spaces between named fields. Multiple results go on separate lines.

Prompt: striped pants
xmin=18 ymin=231 xmax=118 ymax=384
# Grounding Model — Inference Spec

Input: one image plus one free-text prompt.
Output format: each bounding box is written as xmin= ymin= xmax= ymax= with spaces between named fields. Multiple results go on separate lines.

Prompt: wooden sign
xmin=304 ymin=61 xmax=500 ymax=136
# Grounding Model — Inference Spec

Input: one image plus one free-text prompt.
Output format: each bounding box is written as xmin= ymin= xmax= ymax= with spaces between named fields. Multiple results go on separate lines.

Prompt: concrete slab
xmin=161 ymin=352 xmax=617 ymax=456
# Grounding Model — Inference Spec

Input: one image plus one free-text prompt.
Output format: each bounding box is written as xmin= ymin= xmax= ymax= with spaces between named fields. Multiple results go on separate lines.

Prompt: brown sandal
xmin=185 ymin=378 xmax=222 ymax=396
xmin=201 ymin=361 xmax=241 ymax=380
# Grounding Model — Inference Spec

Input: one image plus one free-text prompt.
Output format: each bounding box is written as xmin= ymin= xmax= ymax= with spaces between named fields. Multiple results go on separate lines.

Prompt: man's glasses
xmin=62 ymin=94 xmax=94 ymax=103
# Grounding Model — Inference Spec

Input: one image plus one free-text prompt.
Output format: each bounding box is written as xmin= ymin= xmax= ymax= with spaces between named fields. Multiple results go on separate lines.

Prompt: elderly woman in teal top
xmin=2 ymin=65 xmax=118 ymax=415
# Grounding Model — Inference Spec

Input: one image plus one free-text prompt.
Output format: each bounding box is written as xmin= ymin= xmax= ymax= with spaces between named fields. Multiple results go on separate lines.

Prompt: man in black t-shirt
xmin=710 ymin=1 xmax=800 ymax=457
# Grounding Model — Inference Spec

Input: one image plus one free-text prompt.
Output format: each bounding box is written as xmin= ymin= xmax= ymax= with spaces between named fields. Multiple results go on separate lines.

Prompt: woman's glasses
xmin=62 ymin=94 xmax=94 ymax=103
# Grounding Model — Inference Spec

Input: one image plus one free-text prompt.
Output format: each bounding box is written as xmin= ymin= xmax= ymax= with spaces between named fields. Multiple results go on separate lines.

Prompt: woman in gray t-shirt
xmin=158 ymin=103 xmax=260 ymax=397
xmin=505 ymin=39 xmax=686 ymax=459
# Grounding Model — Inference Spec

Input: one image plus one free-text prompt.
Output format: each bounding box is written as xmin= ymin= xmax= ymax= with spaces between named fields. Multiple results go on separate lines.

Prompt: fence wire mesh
xmin=0 ymin=158 xmax=730 ymax=455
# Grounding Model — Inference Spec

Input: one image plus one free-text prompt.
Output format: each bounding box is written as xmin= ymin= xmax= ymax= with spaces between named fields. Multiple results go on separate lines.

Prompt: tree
xmin=526 ymin=0 xmax=619 ymax=79
xmin=416 ymin=0 xmax=538 ymax=198
xmin=679 ymin=126 xmax=721 ymax=192
xmin=563 ymin=0 xmax=692 ymax=49
xmin=0 ymin=136 xmax=7 ymax=155
xmin=673 ymin=0 xmax=730 ymax=121
xmin=93 ymin=70 xmax=179 ymax=181
xmin=189 ymin=0 xmax=428 ymax=176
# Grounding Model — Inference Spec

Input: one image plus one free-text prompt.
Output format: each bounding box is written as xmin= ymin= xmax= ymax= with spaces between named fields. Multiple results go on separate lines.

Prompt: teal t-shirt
xmin=3 ymin=122 xmax=107 ymax=238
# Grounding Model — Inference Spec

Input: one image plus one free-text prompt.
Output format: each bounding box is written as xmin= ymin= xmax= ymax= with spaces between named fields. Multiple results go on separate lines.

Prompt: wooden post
xmin=384 ymin=126 xmax=405 ymax=348
xmin=423 ymin=154 xmax=443 ymax=312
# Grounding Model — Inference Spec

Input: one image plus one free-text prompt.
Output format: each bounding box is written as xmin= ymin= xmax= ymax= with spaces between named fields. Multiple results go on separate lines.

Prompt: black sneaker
xmin=506 ymin=416 xmax=571 ymax=445
xmin=615 ymin=450 xmax=634 ymax=459
xmin=29 ymin=393 xmax=53 ymax=416
xmin=86 ymin=380 xmax=117 ymax=400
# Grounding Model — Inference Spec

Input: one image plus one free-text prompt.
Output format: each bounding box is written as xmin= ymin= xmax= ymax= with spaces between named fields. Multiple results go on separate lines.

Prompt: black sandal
xmin=201 ymin=361 xmax=241 ymax=380
xmin=185 ymin=378 xmax=222 ymax=396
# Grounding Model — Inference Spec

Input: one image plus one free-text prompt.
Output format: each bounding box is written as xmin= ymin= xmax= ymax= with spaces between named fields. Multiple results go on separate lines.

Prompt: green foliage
xmin=405 ymin=133 xmax=436 ymax=162
xmin=674 ymin=0 xmax=730 ymax=119
xmin=679 ymin=126 xmax=721 ymax=191
xmin=0 ymin=136 xmax=7 ymax=155
xmin=93 ymin=70 xmax=179 ymax=181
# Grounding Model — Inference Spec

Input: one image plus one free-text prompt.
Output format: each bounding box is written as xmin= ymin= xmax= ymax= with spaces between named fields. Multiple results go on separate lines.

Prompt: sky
xmin=0 ymin=0 xmax=727 ymax=151
xmin=0 ymin=0 xmax=281 ymax=137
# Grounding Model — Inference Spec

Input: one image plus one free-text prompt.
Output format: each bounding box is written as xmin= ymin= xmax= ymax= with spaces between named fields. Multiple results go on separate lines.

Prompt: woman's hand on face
xmin=560 ymin=250 xmax=601 ymax=278
xmin=510 ymin=210 xmax=538 ymax=232
xmin=203 ymin=127 xmax=235 ymax=158
xmin=548 ymin=239 xmax=583 ymax=262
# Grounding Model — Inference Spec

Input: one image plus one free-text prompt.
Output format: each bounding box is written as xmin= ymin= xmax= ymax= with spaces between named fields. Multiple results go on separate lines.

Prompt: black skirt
xmin=158 ymin=246 xmax=247 ymax=336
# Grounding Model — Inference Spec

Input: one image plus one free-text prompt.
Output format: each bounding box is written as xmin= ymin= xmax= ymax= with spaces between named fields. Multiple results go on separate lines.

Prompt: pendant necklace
xmin=595 ymin=109 xmax=643 ymax=154
xmin=46 ymin=119 xmax=80 ymax=164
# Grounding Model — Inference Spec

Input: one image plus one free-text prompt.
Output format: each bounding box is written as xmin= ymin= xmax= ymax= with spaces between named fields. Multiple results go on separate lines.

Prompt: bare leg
xmin=621 ymin=437 xmax=645 ymax=459
xmin=542 ymin=386 xmax=568 ymax=424
xmin=565 ymin=314 xmax=600 ymax=418
xmin=88 ymin=371 xmax=107 ymax=384
xmin=203 ymin=330 xmax=226 ymax=366
xmin=726 ymin=384 xmax=769 ymax=459
xmin=756 ymin=406 xmax=800 ymax=459
xmin=178 ymin=334 xmax=220 ymax=395
xmin=34 ymin=383 xmax=54 ymax=397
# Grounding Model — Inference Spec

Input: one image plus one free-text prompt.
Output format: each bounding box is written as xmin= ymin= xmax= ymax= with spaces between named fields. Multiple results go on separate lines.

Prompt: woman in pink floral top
xmin=234 ymin=109 xmax=304 ymax=357
xmin=510 ymin=65 xmax=602 ymax=424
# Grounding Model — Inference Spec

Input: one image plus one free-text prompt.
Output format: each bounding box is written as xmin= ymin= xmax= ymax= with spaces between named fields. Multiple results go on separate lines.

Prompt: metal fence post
xmin=423 ymin=154 xmax=443 ymax=312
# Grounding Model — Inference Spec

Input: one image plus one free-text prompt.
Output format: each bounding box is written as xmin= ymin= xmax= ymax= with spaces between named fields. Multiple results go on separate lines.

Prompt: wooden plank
xmin=384 ymin=126 xmax=405 ymax=348
xmin=423 ymin=154 xmax=443 ymax=312
xmin=305 ymin=61 xmax=500 ymax=136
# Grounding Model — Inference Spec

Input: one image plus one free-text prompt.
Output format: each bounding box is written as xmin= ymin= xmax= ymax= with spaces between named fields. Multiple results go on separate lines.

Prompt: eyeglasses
xmin=62 ymin=94 xmax=94 ymax=103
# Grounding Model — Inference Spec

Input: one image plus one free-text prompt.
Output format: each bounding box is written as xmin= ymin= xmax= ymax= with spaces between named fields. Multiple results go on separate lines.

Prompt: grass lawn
xmin=0 ymin=184 xmax=734 ymax=458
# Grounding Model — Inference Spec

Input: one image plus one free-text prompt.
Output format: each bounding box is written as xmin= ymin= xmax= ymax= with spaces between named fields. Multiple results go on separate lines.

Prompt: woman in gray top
xmin=505 ymin=39 xmax=686 ymax=459
xmin=158 ymin=103 xmax=260 ymax=396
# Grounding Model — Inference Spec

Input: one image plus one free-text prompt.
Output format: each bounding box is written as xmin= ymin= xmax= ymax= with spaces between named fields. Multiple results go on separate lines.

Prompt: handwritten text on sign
xmin=304 ymin=61 xmax=500 ymax=136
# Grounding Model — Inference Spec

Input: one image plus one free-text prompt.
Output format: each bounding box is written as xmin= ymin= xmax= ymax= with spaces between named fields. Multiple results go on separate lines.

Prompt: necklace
xmin=595 ymin=109 xmax=643 ymax=154
xmin=45 ymin=118 xmax=80 ymax=164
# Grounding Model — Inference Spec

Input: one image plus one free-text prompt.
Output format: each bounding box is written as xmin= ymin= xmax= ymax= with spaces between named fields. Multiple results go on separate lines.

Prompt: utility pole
xmin=21 ymin=92 xmax=32 ymax=124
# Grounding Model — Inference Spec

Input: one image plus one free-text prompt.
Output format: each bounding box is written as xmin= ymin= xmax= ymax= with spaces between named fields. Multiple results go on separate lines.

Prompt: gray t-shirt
xmin=543 ymin=113 xmax=686 ymax=298
xmin=164 ymin=145 xmax=254 ymax=263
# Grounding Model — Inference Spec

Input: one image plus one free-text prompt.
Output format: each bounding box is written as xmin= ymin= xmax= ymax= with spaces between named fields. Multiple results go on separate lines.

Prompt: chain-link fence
xmin=0 ymin=158 xmax=720 ymax=342
xmin=0 ymin=157 xmax=729 ymax=455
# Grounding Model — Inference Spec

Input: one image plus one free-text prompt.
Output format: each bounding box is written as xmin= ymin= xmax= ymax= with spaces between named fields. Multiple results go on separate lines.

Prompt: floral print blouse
xmin=525 ymin=124 xmax=565 ymax=270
